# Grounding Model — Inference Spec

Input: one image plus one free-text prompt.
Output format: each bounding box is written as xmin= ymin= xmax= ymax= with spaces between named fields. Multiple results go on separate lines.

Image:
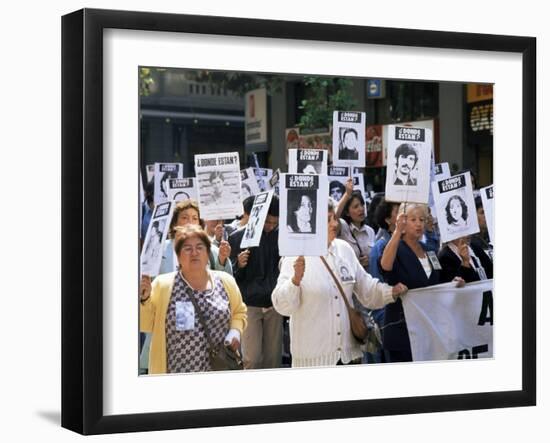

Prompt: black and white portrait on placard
xmin=332 ymin=111 xmax=366 ymax=167
xmin=279 ymin=173 xmax=328 ymax=257
xmin=329 ymin=180 xmax=346 ymax=201
xmin=140 ymin=201 xmax=174 ymax=276
xmin=432 ymin=171 xmax=480 ymax=243
xmin=385 ymin=125 xmax=432 ymax=204
xmin=393 ymin=143 xmax=419 ymax=186
xmin=240 ymin=190 xmax=274 ymax=249
xmin=154 ymin=162 xmax=183 ymax=205
xmin=195 ymin=152 xmax=242 ymax=220
xmin=287 ymin=190 xmax=316 ymax=234
xmin=168 ymin=177 xmax=197 ymax=202
xmin=289 ymin=148 xmax=327 ymax=175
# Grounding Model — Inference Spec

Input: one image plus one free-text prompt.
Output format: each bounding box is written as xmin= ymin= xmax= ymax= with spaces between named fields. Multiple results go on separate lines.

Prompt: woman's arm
xmin=380 ymin=212 xmax=406 ymax=272
xmin=335 ymin=177 xmax=353 ymax=219
xmin=271 ymin=256 xmax=304 ymax=316
xmin=139 ymin=275 xmax=156 ymax=333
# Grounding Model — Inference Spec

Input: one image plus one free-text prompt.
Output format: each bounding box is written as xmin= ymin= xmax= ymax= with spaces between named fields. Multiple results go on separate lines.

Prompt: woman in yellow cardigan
xmin=140 ymin=225 xmax=247 ymax=374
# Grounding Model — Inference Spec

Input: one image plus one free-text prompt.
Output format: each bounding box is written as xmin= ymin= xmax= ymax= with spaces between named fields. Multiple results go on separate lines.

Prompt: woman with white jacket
xmin=271 ymin=198 xmax=407 ymax=367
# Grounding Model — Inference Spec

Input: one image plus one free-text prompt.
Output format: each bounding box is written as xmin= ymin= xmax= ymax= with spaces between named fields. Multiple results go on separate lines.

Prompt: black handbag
xmin=187 ymin=291 xmax=243 ymax=371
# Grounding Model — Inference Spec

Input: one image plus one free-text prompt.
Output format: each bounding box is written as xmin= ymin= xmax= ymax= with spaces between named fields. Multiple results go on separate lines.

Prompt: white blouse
xmin=271 ymin=239 xmax=395 ymax=367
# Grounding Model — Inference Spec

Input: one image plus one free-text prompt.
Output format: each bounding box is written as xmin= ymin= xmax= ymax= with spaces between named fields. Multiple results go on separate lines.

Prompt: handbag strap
xmin=320 ymin=256 xmax=353 ymax=312
xmin=181 ymin=273 xmax=216 ymax=353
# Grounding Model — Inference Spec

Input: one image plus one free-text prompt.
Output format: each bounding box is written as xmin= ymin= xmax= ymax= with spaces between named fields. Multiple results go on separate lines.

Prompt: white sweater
xmin=272 ymin=239 xmax=395 ymax=367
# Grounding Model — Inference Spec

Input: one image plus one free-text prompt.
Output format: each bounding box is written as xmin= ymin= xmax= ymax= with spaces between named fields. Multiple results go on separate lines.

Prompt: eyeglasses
xmin=180 ymin=244 xmax=207 ymax=255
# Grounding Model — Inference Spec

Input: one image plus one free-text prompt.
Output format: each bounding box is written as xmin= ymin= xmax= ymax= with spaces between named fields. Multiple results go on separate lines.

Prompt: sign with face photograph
xmin=195 ymin=152 xmax=242 ymax=221
xmin=140 ymin=201 xmax=174 ymax=277
xmin=332 ymin=111 xmax=366 ymax=167
xmin=327 ymin=166 xmax=365 ymax=202
xmin=279 ymin=173 xmax=328 ymax=257
xmin=253 ymin=167 xmax=273 ymax=192
xmin=240 ymin=190 xmax=274 ymax=249
xmin=434 ymin=162 xmax=451 ymax=180
xmin=432 ymin=171 xmax=480 ymax=243
xmin=240 ymin=167 xmax=262 ymax=199
xmin=288 ymin=149 xmax=328 ymax=175
xmin=168 ymin=177 xmax=197 ymax=202
xmin=154 ymin=162 xmax=183 ymax=206
xmin=267 ymin=168 xmax=281 ymax=196
xmin=480 ymin=185 xmax=494 ymax=244
xmin=385 ymin=126 xmax=432 ymax=204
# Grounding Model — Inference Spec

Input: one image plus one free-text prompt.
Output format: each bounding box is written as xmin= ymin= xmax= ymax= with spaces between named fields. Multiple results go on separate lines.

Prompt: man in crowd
xmin=393 ymin=143 xmax=418 ymax=185
xmin=229 ymin=195 xmax=282 ymax=369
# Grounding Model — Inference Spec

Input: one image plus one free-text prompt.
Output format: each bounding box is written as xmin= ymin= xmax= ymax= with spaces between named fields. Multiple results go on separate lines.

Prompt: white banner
xmin=279 ymin=173 xmax=328 ymax=257
xmin=195 ymin=152 xmax=242 ymax=220
xmin=402 ymin=279 xmax=494 ymax=362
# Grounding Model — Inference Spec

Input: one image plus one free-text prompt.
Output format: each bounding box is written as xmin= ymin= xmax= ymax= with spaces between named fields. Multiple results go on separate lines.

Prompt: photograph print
xmin=432 ymin=171 xmax=480 ymax=243
xmin=332 ymin=111 xmax=366 ymax=167
xmin=385 ymin=125 xmax=433 ymax=204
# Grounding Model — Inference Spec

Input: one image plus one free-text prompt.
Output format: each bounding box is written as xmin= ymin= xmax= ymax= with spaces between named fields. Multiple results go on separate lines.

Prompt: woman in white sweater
xmin=271 ymin=198 xmax=407 ymax=367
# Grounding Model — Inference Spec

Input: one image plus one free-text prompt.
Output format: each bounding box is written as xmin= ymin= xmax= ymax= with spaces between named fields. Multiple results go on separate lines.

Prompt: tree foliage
xmin=298 ymin=77 xmax=357 ymax=129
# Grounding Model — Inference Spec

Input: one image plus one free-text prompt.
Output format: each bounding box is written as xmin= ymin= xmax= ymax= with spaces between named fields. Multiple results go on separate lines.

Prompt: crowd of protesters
xmin=139 ymin=167 xmax=493 ymax=374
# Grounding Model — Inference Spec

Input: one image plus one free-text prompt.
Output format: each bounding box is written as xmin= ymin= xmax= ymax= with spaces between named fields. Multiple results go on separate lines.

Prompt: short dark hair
xmin=445 ymin=195 xmax=468 ymax=224
xmin=329 ymin=181 xmax=346 ymax=193
xmin=474 ymin=195 xmax=483 ymax=210
xmin=342 ymin=128 xmax=358 ymax=140
xmin=242 ymin=195 xmax=255 ymax=215
xmin=395 ymin=143 xmax=418 ymax=164
xmin=268 ymin=194 xmax=280 ymax=217
xmin=173 ymin=225 xmax=211 ymax=257
xmin=374 ymin=198 xmax=400 ymax=231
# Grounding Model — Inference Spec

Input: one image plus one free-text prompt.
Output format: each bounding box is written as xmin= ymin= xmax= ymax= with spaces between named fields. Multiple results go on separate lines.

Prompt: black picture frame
xmin=61 ymin=8 xmax=536 ymax=435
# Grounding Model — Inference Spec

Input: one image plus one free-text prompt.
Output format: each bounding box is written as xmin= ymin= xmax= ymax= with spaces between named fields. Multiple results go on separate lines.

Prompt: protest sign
xmin=385 ymin=125 xmax=432 ymax=204
xmin=195 ymin=152 xmax=242 ymax=220
xmin=168 ymin=177 xmax=197 ymax=202
xmin=154 ymin=162 xmax=183 ymax=206
xmin=402 ymin=279 xmax=493 ymax=361
xmin=146 ymin=164 xmax=155 ymax=183
xmin=267 ymin=168 xmax=281 ymax=196
xmin=432 ymin=171 xmax=480 ymax=243
xmin=480 ymin=185 xmax=494 ymax=244
xmin=140 ymin=201 xmax=174 ymax=277
xmin=332 ymin=111 xmax=366 ymax=167
xmin=240 ymin=167 xmax=262 ymax=199
xmin=240 ymin=190 xmax=274 ymax=249
xmin=327 ymin=166 xmax=364 ymax=201
xmin=288 ymin=148 xmax=328 ymax=175
xmin=434 ymin=162 xmax=451 ymax=180
xmin=253 ymin=167 xmax=273 ymax=192
xmin=279 ymin=173 xmax=328 ymax=257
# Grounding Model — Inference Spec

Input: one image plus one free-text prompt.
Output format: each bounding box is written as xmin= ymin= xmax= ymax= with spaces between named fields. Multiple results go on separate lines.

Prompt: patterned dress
xmin=165 ymin=272 xmax=231 ymax=373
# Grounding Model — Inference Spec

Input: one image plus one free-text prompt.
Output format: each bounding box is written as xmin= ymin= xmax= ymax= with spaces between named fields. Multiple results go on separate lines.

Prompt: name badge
xmin=426 ymin=251 xmax=442 ymax=270
xmin=176 ymin=301 xmax=195 ymax=331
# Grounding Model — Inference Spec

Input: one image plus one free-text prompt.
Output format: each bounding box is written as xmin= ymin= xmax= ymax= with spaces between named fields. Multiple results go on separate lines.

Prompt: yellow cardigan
xmin=140 ymin=270 xmax=247 ymax=374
